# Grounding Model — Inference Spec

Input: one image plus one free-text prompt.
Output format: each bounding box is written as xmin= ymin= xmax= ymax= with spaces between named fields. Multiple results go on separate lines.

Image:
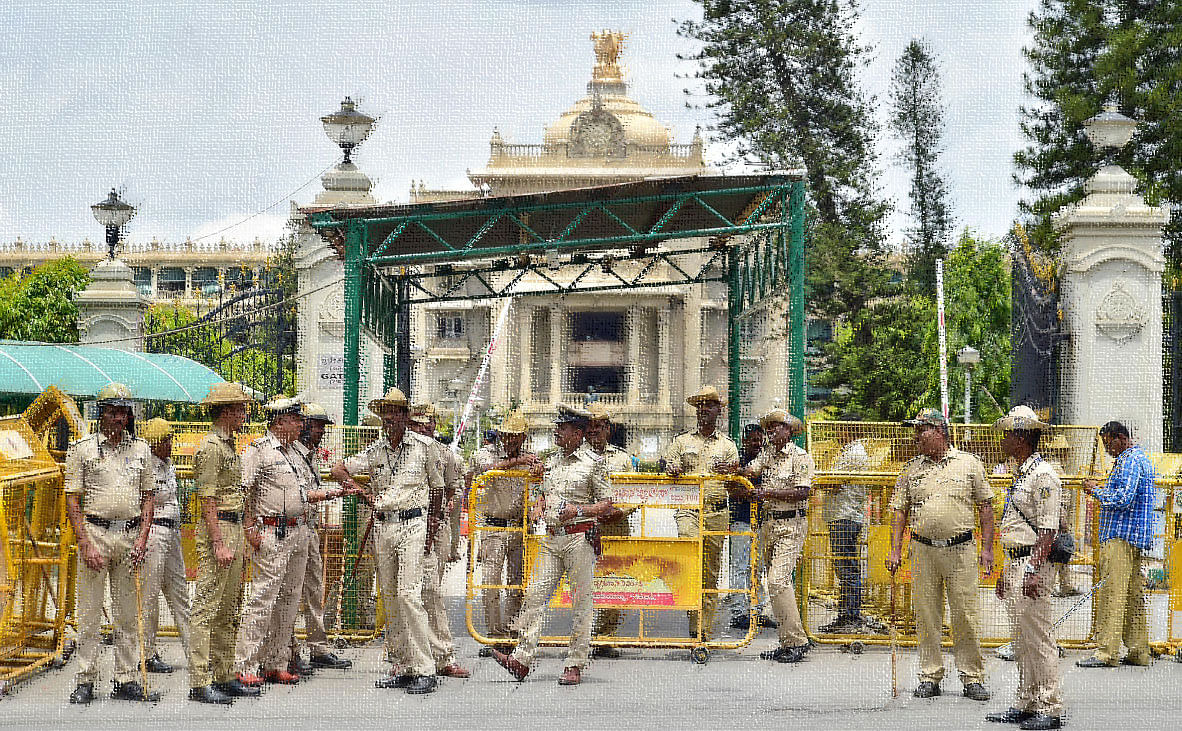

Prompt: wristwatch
xmin=1023 ymin=562 xmax=1038 ymax=575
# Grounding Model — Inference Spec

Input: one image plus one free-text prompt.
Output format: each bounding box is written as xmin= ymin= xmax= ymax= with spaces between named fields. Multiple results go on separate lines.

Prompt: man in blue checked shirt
xmin=1076 ymin=421 xmax=1157 ymax=668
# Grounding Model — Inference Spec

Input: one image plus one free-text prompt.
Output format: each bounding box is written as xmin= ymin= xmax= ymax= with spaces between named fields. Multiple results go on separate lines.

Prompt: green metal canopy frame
xmin=306 ymin=173 xmax=806 ymax=626
xmin=308 ymin=173 xmax=807 ymax=435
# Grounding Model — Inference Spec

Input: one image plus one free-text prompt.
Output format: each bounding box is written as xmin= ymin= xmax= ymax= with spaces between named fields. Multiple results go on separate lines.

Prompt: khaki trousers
xmin=143 ymin=524 xmax=191 ymax=662
xmin=511 ymin=534 xmax=596 ymax=669
xmin=762 ymin=516 xmax=808 ymax=648
xmin=675 ymin=508 xmax=727 ymax=641
xmin=189 ymin=520 xmax=246 ymax=687
xmin=373 ymin=516 xmax=434 ymax=677
xmin=1094 ymin=538 xmax=1150 ymax=664
xmin=593 ymin=519 xmax=630 ymax=637
xmin=290 ymin=524 xmax=329 ymax=660
xmin=479 ymin=527 xmax=524 ymax=637
xmin=392 ymin=520 xmax=456 ymax=670
xmin=235 ymin=524 xmax=311 ymax=674
xmin=1002 ymin=557 xmax=1062 ymax=716
xmin=910 ymin=539 xmax=984 ymax=685
xmin=74 ymin=524 xmax=139 ymax=685
xmin=447 ymin=501 xmax=463 ymax=562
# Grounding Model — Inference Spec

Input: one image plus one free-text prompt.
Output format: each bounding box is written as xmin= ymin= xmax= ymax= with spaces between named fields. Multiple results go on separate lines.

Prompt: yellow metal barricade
xmin=466 ymin=469 xmax=759 ymax=661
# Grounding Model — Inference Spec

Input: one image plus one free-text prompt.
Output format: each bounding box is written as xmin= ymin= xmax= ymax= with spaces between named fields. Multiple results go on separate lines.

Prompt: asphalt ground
xmin=3 ymin=562 xmax=1179 ymax=729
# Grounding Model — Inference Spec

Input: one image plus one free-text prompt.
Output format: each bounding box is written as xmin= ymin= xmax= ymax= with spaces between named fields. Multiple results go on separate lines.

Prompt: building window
xmin=571 ymin=311 xmax=624 ymax=341
xmin=437 ymin=315 xmax=464 ymax=340
xmin=132 ymin=267 xmax=152 ymax=297
xmin=569 ymin=366 xmax=623 ymax=394
xmin=225 ymin=267 xmax=254 ymax=292
xmin=193 ymin=267 xmax=220 ymax=296
xmin=158 ymin=267 xmax=185 ymax=294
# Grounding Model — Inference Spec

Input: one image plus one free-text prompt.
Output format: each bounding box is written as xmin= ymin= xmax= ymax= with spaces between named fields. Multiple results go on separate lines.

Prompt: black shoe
xmin=1075 ymin=656 xmax=1115 ymax=668
xmin=375 ymin=674 xmax=413 ymax=689
xmin=111 ymin=680 xmax=161 ymax=702
xmin=212 ymin=679 xmax=261 ymax=698
xmin=145 ymin=654 xmax=174 ymax=674
xmin=762 ymin=646 xmax=804 ymax=663
xmin=1120 ymin=655 xmax=1151 ymax=667
xmin=963 ymin=683 xmax=991 ymax=701
xmin=310 ymin=652 xmax=353 ymax=669
xmin=1019 ymin=714 xmax=1062 ymax=730
xmin=591 ymin=646 xmax=621 ymax=659
xmin=405 ymin=675 xmax=437 ymax=694
xmin=68 ymin=683 xmax=94 ymax=705
xmin=913 ymin=681 xmax=941 ymax=698
xmin=758 ymin=615 xmax=779 ymax=629
xmin=730 ymin=615 xmax=751 ymax=631
xmin=986 ymin=707 xmax=1035 ymax=723
xmin=290 ymin=657 xmax=315 ymax=676
xmin=189 ymin=685 xmax=233 ymax=705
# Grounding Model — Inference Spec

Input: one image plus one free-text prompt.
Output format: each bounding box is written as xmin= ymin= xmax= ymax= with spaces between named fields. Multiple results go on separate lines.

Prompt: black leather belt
xmin=217 ymin=511 xmax=242 ymax=524
xmin=85 ymin=515 xmax=141 ymax=531
xmin=912 ymin=530 xmax=974 ymax=548
xmin=261 ymin=515 xmax=306 ymax=527
xmin=766 ymin=509 xmax=807 ymax=520
xmin=484 ymin=516 xmax=514 ymax=528
xmin=153 ymin=518 xmax=177 ymax=529
xmin=376 ymin=507 xmax=425 ymax=522
xmin=1006 ymin=545 xmax=1033 ymax=559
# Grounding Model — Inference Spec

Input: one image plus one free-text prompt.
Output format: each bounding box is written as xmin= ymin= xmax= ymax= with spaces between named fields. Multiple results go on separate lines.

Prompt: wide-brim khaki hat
xmin=264 ymin=395 xmax=303 ymax=416
xmin=496 ymin=411 xmax=529 ymax=435
xmin=201 ymin=382 xmax=253 ymax=406
xmin=368 ymin=387 xmax=409 ymax=413
xmin=759 ymin=408 xmax=804 ymax=433
xmin=408 ymin=402 xmax=437 ymax=424
xmin=686 ymin=385 xmax=723 ymax=407
xmin=140 ymin=417 xmax=174 ymax=445
xmin=587 ymin=402 xmax=613 ymax=422
xmin=993 ymin=405 xmax=1050 ymax=431
xmin=301 ymin=402 xmax=334 ymax=423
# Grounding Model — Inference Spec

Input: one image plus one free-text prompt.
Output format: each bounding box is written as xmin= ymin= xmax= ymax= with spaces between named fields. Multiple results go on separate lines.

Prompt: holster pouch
xmin=586 ymin=523 xmax=602 ymax=558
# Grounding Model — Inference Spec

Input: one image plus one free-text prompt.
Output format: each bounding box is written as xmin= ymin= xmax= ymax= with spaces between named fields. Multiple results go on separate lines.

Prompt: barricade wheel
xmin=0 ymin=680 xmax=10 ymax=697
xmin=690 ymin=647 xmax=710 ymax=664
xmin=1175 ymin=648 xmax=1182 ymax=664
xmin=849 ymin=641 xmax=865 ymax=655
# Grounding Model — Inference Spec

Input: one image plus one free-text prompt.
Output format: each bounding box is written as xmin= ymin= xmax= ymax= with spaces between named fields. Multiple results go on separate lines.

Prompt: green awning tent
xmin=0 ymin=341 xmax=224 ymax=403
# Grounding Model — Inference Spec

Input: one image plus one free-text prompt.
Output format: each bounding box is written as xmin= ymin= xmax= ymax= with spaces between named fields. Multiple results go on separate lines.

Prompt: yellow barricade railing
xmin=466 ymin=469 xmax=761 ymax=661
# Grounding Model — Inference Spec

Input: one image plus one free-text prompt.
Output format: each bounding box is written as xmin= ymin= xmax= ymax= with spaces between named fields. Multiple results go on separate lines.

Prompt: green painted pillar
xmin=727 ymin=245 xmax=742 ymax=442
xmin=342 ymin=220 xmax=364 ymax=427
xmin=788 ymin=181 xmax=806 ymax=422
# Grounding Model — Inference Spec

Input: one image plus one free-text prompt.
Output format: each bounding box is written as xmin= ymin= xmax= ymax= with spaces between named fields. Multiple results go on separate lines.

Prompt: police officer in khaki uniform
xmin=189 ymin=382 xmax=259 ymax=705
xmin=65 ymin=383 xmax=159 ymax=704
xmin=661 ymin=386 xmax=739 ymax=642
xmin=731 ymin=409 xmax=814 ymax=663
xmin=586 ymin=403 xmax=636 ymax=657
xmin=886 ymin=408 xmax=994 ymax=702
xmin=287 ymin=402 xmax=353 ymax=675
xmin=331 ymin=387 xmax=444 ymax=695
xmin=139 ymin=418 xmax=191 ymax=675
xmin=492 ymin=405 xmax=616 ymax=686
xmin=985 ymin=406 xmax=1064 ymax=731
xmin=235 ymin=397 xmax=315 ymax=685
xmin=469 ymin=411 xmax=538 ymax=649
xmin=404 ymin=403 xmax=469 ymax=679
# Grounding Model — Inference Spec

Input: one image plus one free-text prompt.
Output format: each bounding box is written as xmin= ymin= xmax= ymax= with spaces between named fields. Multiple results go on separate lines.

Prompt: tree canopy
xmin=0 ymin=258 xmax=91 ymax=343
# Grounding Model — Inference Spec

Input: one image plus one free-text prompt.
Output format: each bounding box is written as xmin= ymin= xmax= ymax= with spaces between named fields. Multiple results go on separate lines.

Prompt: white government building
xmin=293 ymin=32 xmax=795 ymax=455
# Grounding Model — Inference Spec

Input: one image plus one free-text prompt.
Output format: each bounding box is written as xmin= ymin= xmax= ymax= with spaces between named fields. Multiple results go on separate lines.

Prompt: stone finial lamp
xmin=90 ymin=189 xmax=136 ymax=260
xmin=320 ymin=97 xmax=376 ymax=164
xmin=1083 ymin=104 xmax=1137 ymax=153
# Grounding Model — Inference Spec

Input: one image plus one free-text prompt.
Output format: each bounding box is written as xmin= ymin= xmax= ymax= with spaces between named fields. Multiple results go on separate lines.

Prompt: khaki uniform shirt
xmin=747 ymin=441 xmax=815 ymax=512
xmin=591 ymin=443 xmax=637 ymax=516
xmin=243 ymin=432 xmax=311 ymax=520
xmin=150 ymin=455 xmax=182 ymax=523
xmin=823 ymin=440 xmax=869 ymax=524
xmin=65 ymin=432 xmax=154 ymax=520
xmin=470 ymin=444 xmax=530 ymax=520
xmin=539 ymin=446 xmax=610 ymax=528
xmin=1000 ymin=453 xmax=1062 ymax=548
xmin=890 ymin=447 xmax=991 ymax=541
xmin=193 ymin=425 xmax=245 ymax=513
xmin=436 ymin=442 xmax=463 ymax=499
xmin=662 ymin=429 xmax=740 ymax=506
xmin=293 ymin=441 xmax=324 ymax=525
xmin=343 ymin=429 xmax=443 ymax=513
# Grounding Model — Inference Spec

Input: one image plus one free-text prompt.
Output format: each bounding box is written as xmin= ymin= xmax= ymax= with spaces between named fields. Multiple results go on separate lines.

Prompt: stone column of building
xmin=516 ymin=305 xmax=534 ymax=408
xmin=548 ymin=303 xmax=563 ymax=404
xmin=75 ymin=258 xmax=149 ymax=352
xmin=657 ymin=306 xmax=671 ymax=408
xmin=184 ymin=266 xmax=193 ymax=298
xmin=626 ymin=304 xmax=642 ymax=408
xmin=1057 ymin=108 xmax=1169 ymax=449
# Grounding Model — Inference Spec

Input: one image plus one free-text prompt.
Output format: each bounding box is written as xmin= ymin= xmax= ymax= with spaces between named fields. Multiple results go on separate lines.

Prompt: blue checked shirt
xmin=1095 ymin=445 xmax=1157 ymax=550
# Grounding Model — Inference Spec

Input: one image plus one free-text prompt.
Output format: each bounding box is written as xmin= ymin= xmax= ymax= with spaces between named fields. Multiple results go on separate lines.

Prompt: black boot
xmin=68 ymin=683 xmax=94 ymax=705
xmin=188 ymin=685 xmax=233 ymax=705
xmin=310 ymin=651 xmax=353 ymax=669
xmin=212 ymin=678 xmax=261 ymax=698
xmin=405 ymin=675 xmax=438 ymax=694
xmin=111 ymin=680 xmax=161 ymax=702
xmin=145 ymin=654 xmax=174 ymax=674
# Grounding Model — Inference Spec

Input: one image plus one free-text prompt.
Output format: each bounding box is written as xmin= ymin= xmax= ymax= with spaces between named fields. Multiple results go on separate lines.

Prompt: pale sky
xmin=0 ymin=0 xmax=1037 ymax=248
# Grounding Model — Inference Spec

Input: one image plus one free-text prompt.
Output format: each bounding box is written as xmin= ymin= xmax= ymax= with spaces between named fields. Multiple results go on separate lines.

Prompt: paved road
xmin=4 ymin=565 xmax=1179 ymax=729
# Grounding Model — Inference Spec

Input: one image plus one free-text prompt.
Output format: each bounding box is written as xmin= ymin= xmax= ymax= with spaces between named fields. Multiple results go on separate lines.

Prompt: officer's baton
xmin=1052 ymin=577 xmax=1106 ymax=631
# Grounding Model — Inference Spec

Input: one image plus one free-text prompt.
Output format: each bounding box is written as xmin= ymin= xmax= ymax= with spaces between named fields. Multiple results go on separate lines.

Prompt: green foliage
xmin=0 ymin=258 xmax=91 ymax=342
xmin=1014 ymin=0 xmax=1182 ymax=253
xmin=818 ymin=232 xmax=1011 ymax=421
xmin=680 ymin=0 xmax=893 ymax=317
xmin=889 ymin=38 xmax=954 ymax=293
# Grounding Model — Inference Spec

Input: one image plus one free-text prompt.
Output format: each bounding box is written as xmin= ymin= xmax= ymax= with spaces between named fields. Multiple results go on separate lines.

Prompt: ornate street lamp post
xmin=320 ymin=97 xmax=376 ymax=164
xmin=957 ymin=345 xmax=981 ymax=424
xmin=90 ymin=189 xmax=136 ymax=260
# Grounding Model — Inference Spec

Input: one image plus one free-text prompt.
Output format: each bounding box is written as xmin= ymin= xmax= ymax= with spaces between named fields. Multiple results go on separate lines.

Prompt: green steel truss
xmin=308 ymin=175 xmax=807 ymax=437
